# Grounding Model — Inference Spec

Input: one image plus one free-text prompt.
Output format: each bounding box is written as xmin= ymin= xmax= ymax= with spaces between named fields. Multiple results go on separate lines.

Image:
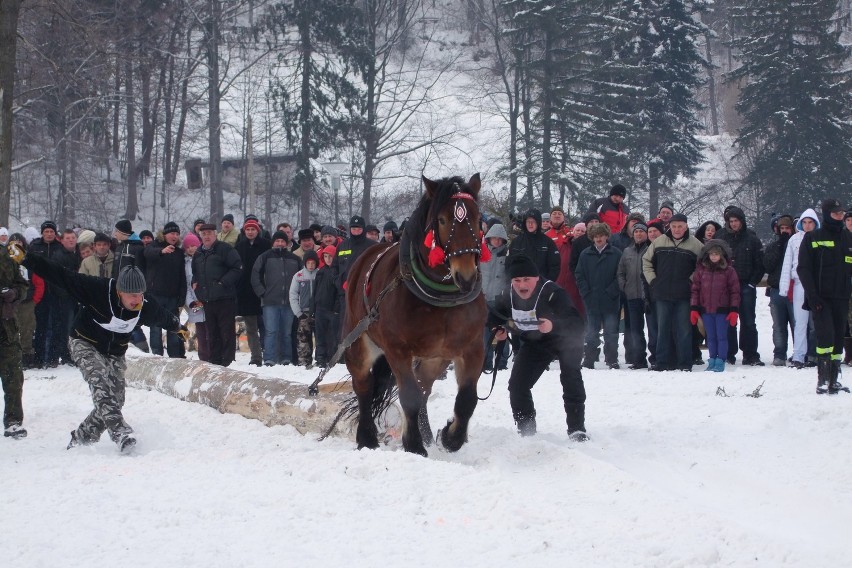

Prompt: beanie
xmin=383 ymin=221 xmax=398 ymax=232
xmin=822 ymin=198 xmax=844 ymax=217
xmin=193 ymin=218 xmax=207 ymax=229
xmin=659 ymin=201 xmax=674 ymax=214
xmin=222 ymin=213 xmax=235 ymax=224
xmin=303 ymin=250 xmax=320 ymax=266
xmin=321 ymin=225 xmax=337 ymax=237
xmin=139 ymin=230 xmax=154 ymax=240
xmin=609 ymin=184 xmax=627 ymax=197
xmin=365 ymin=224 xmax=379 ymax=234
xmin=272 ymin=230 xmax=289 ymax=243
xmin=632 ymin=223 xmax=648 ymax=235
xmin=309 ymin=223 xmax=323 ymax=233
xmin=163 ymin=221 xmax=180 ymax=235
xmin=93 ymin=232 xmax=112 ymax=245
xmin=183 ymin=233 xmax=201 ymax=248
xmin=116 ymin=266 xmax=147 ymax=294
xmin=115 ymin=219 xmax=133 ymax=235
xmin=41 ymin=220 xmax=58 ymax=234
xmin=24 ymin=227 xmax=40 ymax=243
xmin=551 ymin=205 xmax=565 ymax=214
xmin=77 ymin=229 xmax=96 ymax=244
xmin=507 ymin=254 xmax=539 ymax=279
xmin=244 ymin=219 xmax=261 ymax=232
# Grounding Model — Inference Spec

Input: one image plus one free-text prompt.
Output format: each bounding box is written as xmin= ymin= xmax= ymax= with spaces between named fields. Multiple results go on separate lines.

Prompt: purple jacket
xmin=690 ymin=262 xmax=741 ymax=314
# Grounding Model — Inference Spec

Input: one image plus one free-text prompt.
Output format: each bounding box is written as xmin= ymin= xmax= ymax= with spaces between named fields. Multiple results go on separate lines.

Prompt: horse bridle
xmin=430 ymin=184 xmax=482 ymax=264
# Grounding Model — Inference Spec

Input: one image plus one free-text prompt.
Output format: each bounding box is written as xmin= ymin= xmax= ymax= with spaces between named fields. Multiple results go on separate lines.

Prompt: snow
xmin=4 ymin=301 xmax=852 ymax=567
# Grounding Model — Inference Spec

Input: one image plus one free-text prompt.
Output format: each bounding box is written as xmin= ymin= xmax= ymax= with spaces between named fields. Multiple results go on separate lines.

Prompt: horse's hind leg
xmin=439 ymin=353 xmax=481 ymax=452
xmin=346 ymin=336 xmax=383 ymax=450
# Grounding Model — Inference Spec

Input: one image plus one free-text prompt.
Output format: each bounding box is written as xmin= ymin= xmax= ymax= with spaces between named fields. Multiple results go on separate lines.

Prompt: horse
xmin=342 ymin=174 xmax=488 ymax=456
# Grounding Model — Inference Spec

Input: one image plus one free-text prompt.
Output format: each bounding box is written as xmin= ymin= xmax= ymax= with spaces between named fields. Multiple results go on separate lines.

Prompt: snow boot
xmin=704 ymin=358 xmax=717 ymax=372
xmin=565 ymin=403 xmax=589 ymax=442
xmin=714 ymin=358 xmax=725 ymax=372
xmin=514 ymin=412 xmax=537 ymax=437
xmin=816 ymin=356 xmax=832 ymax=395
xmin=844 ymin=338 xmax=852 ymax=366
xmin=828 ymin=358 xmax=851 ymax=394
xmin=4 ymin=423 xmax=27 ymax=439
xmin=118 ymin=434 xmax=137 ymax=453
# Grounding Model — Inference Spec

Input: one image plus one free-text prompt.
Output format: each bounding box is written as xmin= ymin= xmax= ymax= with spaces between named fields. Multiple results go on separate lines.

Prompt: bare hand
xmin=495 ymin=328 xmax=508 ymax=341
xmin=538 ymin=318 xmax=553 ymax=334
xmin=163 ymin=245 xmax=175 ymax=254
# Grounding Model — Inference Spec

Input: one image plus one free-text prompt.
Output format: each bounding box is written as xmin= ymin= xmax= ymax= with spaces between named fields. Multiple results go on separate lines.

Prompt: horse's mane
xmin=407 ymin=176 xmax=474 ymax=246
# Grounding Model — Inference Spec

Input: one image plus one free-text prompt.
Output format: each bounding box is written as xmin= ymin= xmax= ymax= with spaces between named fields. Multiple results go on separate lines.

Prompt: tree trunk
xmin=648 ymin=161 xmax=659 ymax=220
xmin=138 ymin=63 xmax=153 ymax=178
xmin=361 ymin=18 xmax=377 ymax=223
xmin=125 ymin=59 xmax=139 ymax=220
xmin=172 ymin=31 xmax=192 ymax=185
xmin=113 ymin=57 xmax=121 ymax=159
xmin=0 ymin=0 xmax=22 ymax=227
xmin=207 ymin=0 xmax=224 ymax=223
xmin=297 ymin=7 xmax=313 ymax=228
xmin=539 ymin=29 xmax=553 ymax=210
xmin=704 ymin=31 xmax=718 ymax=135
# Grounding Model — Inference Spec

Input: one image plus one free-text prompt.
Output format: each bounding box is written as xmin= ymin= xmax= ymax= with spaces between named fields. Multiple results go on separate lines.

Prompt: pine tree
xmin=730 ymin=0 xmax=852 ymax=214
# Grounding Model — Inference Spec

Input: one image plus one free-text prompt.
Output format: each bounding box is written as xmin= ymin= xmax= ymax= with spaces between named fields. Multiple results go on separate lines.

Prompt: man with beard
xmin=763 ymin=214 xmax=795 ymax=366
xmin=489 ymin=255 xmax=587 ymax=440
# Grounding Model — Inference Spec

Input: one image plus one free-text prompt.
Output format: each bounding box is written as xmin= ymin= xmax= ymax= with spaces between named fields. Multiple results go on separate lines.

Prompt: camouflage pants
xmin=295 ymin=314 xmax=315 ymax=366
xmin=69 ymin=339 xmax=132 ymax=444
xmin=0 ymin=319 xmax=24 ymax=428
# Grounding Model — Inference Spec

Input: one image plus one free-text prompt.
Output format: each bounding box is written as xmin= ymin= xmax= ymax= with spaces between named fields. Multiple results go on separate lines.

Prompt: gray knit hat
xmin=116 ymin=266 xmax=147 ymax=294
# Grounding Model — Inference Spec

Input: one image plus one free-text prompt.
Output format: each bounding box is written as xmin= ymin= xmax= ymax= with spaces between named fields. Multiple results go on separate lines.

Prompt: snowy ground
xmin=4 ymin=299 xmax=852 ymax=567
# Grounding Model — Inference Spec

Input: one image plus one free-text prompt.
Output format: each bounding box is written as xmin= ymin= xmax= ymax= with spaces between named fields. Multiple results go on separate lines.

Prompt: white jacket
xmin=289 ymin=266 xmax=317 ymax=317
xmin=779 ymin=208 xmax=820 ymax=296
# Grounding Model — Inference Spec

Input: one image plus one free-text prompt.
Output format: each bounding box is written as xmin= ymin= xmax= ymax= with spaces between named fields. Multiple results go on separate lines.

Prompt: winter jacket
xmin=112 ymin=235 xmax=145 ymax=279
xmin=617 ymin=240 xmax=650 ymax=301
xmin=719 ymin=213 xmax=764 ymax=286
xmin=191 ymin=240 xmax=243 ymax=303
xmin=22 ymin=253 xmax=179 ymax=357
xmin=555 ymin=236 xmax=585 ymax=319
xmin=184 ymin=256 xmax=205 ymax=324
xmin=779 ymin=208 xmax=819 ymax=296
xmin=217 ymin=227 xmax=239 ymax=246
xmin=482 ymin=224 xmax=509 ymax=302
xmin=251 ymin=247 xmax=301 ymax=306
xmin=545 ymin=223 xmax=572 ymax=248
xmin=28 ymin=237 xmax=77 ymax=299
xmin=575 ymin=243 xmax=622 ymax=314
xmin=642 ymin=229 xmax=703 ymax=302
xmin=79 ymin=252 xmax=115 ymax=279
xmin=143 ymin=240 xmax=187 ymax=298
xmin=690 ymin=240 xmax=741 ymax=314
xmin=508 ymin=209 xmax=560 ymax=281
xmin=0 ymin=252 xmax=28 ymax=321
xmin=763 ymin=232 xmax=792 ymax=290
xmin=234 ymin=236 xmax=272 ymax=316
xmin=797 ymin=215 xmax=852 ymax=303
xmin=487 ymin=279 xmax=585 ymax=344
xmin=568 ymin=234 xmax=592 ymax=274
xmin=609 ymin=213 xmax=646 ymax=251
xmin=313 ymin=265 xmax=340 ymax=313
xmin=289 ymin=266 xmax=317 ymax=317
xmin=335 ymin=233 xmax=376 ymax=292
xmin=587 ymin=196 xmax=630 ymax=234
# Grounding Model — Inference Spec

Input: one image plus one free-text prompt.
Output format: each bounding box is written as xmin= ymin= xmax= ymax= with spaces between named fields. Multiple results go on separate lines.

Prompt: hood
xmin=485 ymin=223 xmax=509 ymax=242
xmin=620 ymin=212 xmax=646 ymax=235
xmin=695 ymin=220 xmax=722 ymax=243
xmin=699 ymin=238 xmax=733 ymax=263
xmin=723 ymin=206 xmax=748 ymax=231
xmin=795 ymin=208 xmax=820 ymax=231
xmin=523 ymin=209 xmax=542 ymax=234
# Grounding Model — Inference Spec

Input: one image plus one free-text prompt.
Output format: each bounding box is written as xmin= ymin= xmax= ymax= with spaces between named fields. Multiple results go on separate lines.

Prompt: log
xmin=124 ymin=357 xmax=400 ymax=440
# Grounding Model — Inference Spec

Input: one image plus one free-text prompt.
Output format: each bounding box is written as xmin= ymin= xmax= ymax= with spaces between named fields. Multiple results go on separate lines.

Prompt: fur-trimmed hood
xmin=699 ymin=238 xmax=733 ymax=268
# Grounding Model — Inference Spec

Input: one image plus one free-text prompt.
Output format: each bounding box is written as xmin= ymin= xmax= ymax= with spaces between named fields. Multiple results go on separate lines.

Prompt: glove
xmin=809 ymin=296 xmax=824 ymax=312
xmin=1 ymin=288 xmax=17 ymax=303
xmin=176 ymin=325 xmax=190 ymax=342
xmin=726 ymin=312 xmax=739 ymax=326
xmin=8 ymin=242 xmax=25 ymax=265
xmin=690 ymin=310 xmax=700 ymax=326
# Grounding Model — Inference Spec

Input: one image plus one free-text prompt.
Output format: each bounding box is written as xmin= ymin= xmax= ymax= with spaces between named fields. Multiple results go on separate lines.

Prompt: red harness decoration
xmin=422 ymin=189 xmax=491 ymax=267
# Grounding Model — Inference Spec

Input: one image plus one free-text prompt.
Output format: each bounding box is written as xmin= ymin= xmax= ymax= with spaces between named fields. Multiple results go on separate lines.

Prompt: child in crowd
xmin=690 ymin=239 xmax=740 ymax=372
xmin=290 ymin=250 xmax=319 ymax=368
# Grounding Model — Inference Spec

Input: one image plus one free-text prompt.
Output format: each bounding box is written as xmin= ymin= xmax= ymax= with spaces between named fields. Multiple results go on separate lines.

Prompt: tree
xmin=0 ymin=0 xmax=22 ymax=227
xmin=729 ymin=0 xmax=852 ymax=214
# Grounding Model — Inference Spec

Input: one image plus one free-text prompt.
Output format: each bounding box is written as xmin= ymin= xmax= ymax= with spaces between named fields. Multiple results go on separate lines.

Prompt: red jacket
xmin=588 ymin=196 xmax=629 ymax=234
xmin=546 ymin=224 xmax=572 ymax=248
xmin=690 ymin=262 xmax=740 ymax=314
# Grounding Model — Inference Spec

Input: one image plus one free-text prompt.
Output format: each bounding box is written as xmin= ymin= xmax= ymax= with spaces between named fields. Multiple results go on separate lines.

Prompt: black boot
xmin=513 ymin=411 xmax=537 ymax=437
xmin=817 ymin=356 xmax=831 ymax=395
xmin=565 ymin=403 xmax=589 ymax=442
xmin=844 ymin=338 xmax=852 ymax=366
xmin=828 ymin=358 xmax=851 ymax=394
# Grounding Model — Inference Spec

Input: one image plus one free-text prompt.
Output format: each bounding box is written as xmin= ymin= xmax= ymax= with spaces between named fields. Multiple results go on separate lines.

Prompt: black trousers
xmin=507 ymin=335 xmax=585 ymax=424
xmin=314 ymin=307 xmax=340 ymax=363
xmin=204 ymin=299 xmax=237 ymax=366
xmin=813 ymin=298 xmax=848 ymax=358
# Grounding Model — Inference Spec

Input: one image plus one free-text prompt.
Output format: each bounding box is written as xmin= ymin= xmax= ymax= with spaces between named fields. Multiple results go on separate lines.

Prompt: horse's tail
xmin=318 ymin=356 xmax=398 ymax=442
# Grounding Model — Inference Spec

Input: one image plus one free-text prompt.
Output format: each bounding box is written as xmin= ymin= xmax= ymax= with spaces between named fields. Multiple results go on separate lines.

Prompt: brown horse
xmin=343 ymin=174 xmax=487 ymax=456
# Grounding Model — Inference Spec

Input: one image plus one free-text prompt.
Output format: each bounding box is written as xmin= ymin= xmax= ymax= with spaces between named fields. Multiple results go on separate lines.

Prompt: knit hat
xmin=587 ymin=222 xmax=611 ymax=239
xmin=116 ymin=266 xmax=147 ymax=294
xmin=243 ymin=219 xmax=261 ymax=232
xmin=349 ymin=215 xmax=365 ymax=229
xmin=24 ymin=227 xmax=39 ymax=244
xmin=647 ymin=219 xmax=665 ymax=233
xmin=581 ymin=212 xmax=600 ymax=224
xmin=383 ymin=221 xmax=398 ymax=232
xmin=632 ymin=223 xmax=648 ymax=235
xmin=551 ymin=205 xmax=565 ymax=214
xmin=222 ymin=213 xmax=234 ymax=224
xmin=670 ymin=213 xmax=688 ymax=224
xmin=822 ymin=198 xmax=844 ymax=217
xmin=303 ymin=250 xmax=319 ymax=267
xmin=365 ymin=224 xmax=379 ymax=234
xmin=321 ymin=225 xmax=337 ymax=237
xmin=193 ymin=218 xmax=207 ymax=229
xmin=507 ymin=254 xmax=539 ymax=279
xmin=94 ymin=232 xmax=112 ymax=245
xmin=0 ymin=228 xmax=7 ymax=237
xmin=41 ymin=220 xmax=58 ymax=233
xmin=183 ymin=233 xmax=201 ymax=248
xmin=659 ymin=201 xmax=675 ymax=214
xmin=272 ymin=230 xmax=289 ymax=243
xmin=541 ymin=212 xmax=551 ymax=222
xmin=573 ymin=222 xmax=586 ymax=233
xmin=609 ymin=184 xmax=627 ymax=197
xmin=77 ymin=229 xmax=96 ymax=244
xmin=139 ymin=230 xmax=154 ymax=240
xmin=163 ymin=221 xmax=180 ymax=235
xmin=115 ymin=219 xmax=133 ymax=235
xmin=244 ymin=214 xmax=259 ymax=223
xmin=309 ymin=223 xmax=323 ymax=233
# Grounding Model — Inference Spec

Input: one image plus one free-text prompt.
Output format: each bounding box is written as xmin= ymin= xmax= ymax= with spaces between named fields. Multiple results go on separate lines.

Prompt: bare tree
xmin=0 ymin=0 xmax=22 ymax=226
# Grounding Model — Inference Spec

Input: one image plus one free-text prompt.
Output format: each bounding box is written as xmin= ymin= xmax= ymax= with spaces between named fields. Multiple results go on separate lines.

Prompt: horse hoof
xmin=437 ymin=420 xmax=466 ymax=453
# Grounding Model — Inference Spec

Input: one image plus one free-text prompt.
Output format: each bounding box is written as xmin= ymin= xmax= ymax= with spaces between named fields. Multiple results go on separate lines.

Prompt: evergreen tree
xmin=730 ymin=0 xmax=852 ymax=214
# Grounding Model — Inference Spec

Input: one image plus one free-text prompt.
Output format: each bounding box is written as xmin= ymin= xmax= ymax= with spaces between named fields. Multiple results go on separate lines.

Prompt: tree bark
xmin=297 ymin=4 xmax=313 ymax=229
xmin=125 ymin=58 xmax=139 ymax=220
xmin=207 ymin=0 xmax=224 ymax=223
xmin=0 ymin=0 xmax=22 ymax=227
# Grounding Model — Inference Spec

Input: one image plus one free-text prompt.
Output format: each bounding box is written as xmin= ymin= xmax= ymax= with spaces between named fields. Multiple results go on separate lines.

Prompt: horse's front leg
xmin=390 ymin=358 xmax=428 ymax=457
xmin=439 ymin=350 xmax=483 ymax=452
xmin=412 ymin=358 xmax=450 ymax=447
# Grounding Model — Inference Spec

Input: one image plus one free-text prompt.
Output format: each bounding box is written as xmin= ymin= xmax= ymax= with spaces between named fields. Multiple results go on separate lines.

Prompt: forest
xmin=1 ymin=0 xmax=851 ymax=237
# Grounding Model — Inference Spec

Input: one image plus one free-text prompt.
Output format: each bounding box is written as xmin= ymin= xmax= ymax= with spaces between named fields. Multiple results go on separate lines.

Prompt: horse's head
xmin=422 ymin=173 xmax=482 ymax=293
